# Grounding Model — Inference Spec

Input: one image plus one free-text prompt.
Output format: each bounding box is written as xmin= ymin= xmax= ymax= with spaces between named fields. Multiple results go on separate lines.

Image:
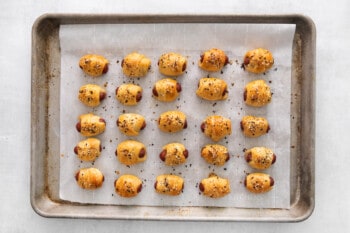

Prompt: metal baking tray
xmin=31 ymin=14 xmax=315 ymax=222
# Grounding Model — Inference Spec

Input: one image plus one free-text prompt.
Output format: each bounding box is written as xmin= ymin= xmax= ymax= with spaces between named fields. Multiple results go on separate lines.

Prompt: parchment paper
xmin=59 ymin=23 xmax=295 ymax=208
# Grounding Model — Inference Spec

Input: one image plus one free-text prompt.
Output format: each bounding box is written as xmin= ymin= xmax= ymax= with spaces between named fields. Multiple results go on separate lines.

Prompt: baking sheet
xmin=59 ymin=23 xmax=295 ymax=208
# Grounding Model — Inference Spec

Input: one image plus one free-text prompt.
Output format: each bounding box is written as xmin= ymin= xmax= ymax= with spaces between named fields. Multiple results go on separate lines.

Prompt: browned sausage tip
xmin=74 ymin=146 xmax=78 ymax=154
xmin=102 ymin=64 xmax=108 ymax=74
xmin=200 ymin=54 xmax=204 ymax=63
xmin=176 ymin=82 xmax=182 ymax=92
xmin=222 ymin=88 xmax=228 ymax=97
xmin=76 ymin=122 xmax=81 ymax=132
xmin=199 ymin=182 xmax=204 ymax=192
xmin=201 ymin=122 xmax=206 ymax=133
xmin=141 ymin=121 xmax=146 ymax=130
xmin=139 ymin=148 xmax=146 ymax=158
xmin=137 ymin=183 xmax=142 ymax=193
xmin=245 ymin=152 xmax=252 ymax=163
xmin=159 ymin=150 xmax=166 ymax=161
xmin=183 ymin=149 xmax=189 ymax=159
xmin=224 ymin=56 xmax=229 ymax=66
xmin=182 ymin=61 xmax=187 ymax=72
xmin=272 ymin=154 xmax=276 ymax=164
xmin=100 ymin=91 xmax=106 ymax=101
xmin=136 ymin=91 xmax=142 ymax=102
xmin=225 ymin=153 xmax=230 ymax=162
xmin=75 ymin=171 xmax=80 ymax=181
xmin=152 ymin=86 xmax=158 ymax=97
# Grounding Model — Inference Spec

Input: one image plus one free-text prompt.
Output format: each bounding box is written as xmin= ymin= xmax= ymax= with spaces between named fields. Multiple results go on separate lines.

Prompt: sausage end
xmin=76 ymin=122 xmax=81 ymax=132
xmin=159 ymin=150 xmax=166 ymax=161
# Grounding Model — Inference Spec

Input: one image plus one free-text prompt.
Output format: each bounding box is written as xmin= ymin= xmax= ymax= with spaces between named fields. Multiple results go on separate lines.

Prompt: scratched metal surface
xmin=31 ymin=14 xmax=315 ymax=222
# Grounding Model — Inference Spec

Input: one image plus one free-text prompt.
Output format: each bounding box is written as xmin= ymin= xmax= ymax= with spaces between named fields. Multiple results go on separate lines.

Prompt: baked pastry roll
xmin=242 ymin=48 xmax=274 ymax=74
xmin=159 ymin=143 xmax=188 ymax=166
xmin=78 ymin=84 xmax=106 ymax=107
xmin=115 ymin=174 xmax=142 ymax=198
xmin=79 ymin=54 xmax=109 ymax=77
xmin=75 ymin=167 xmax=104 ymax=190
xmin=158 ymin=110 xmax=187 ymax=133
xmin=201 ymin=115 xmax=231 ymax=142
xmin=158 ymin=52 xmax=187 ymax=76
xmin=245 ymin=147 xmax=276 ymax=170
xmin=244 ymin=80 xmax=272 ymax=107
xmin=245 ymin=173 xmax=274 ymax=193
xmin=74 ymin=138 xmax=102 ymax=162
xmin=201 ymin=144 xmax=230 ymax=166
xmin=121 ymin=52 xmax=151 ymax=78
xmin=199 ymin=173 xmax=230 ymax=198
xmin=240 ymin=115 xmax=269 ymax=138
xmin=199 ymin=48 xmax=229 ymax=72
xmin=152 ymin=78 xmax=181 ymax=102
xmin=154 ymin=174 xmax=184 ymax=196
xmin=196 ymin=77 xmax=228 ymax=101
xmin=115 ymin=140 xmax=147 ymax=165
xmin=76 ymin=113 xmax=106 ymax=137
xmin=117 ymin=113 xmax=146 ymax=136
xmin=116 ymin=84 xmax=142 ymax=106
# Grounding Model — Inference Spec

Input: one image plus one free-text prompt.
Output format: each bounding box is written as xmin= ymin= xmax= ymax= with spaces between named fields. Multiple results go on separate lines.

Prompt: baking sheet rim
xmin=30 ymin=13 xmax=315 ymax=222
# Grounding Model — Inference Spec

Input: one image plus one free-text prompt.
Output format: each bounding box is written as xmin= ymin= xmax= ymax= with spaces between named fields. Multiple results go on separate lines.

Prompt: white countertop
xmin=1 ymin=0 xmax=349 ymax=232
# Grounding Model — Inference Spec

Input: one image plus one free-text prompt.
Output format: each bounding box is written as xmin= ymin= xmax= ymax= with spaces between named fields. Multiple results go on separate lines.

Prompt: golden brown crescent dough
xmin=199 ymin=173 xmax=230 ymax=198
xmin=158 ymin=110 xmax=187 ymax=133
xmin=240 ymin=115 xmax=269 ymax=138
xmin=152 ymin=78 xmax=181 ymax=102
xmin=201 ymin=115 xmax=232 ymax=142
xmin=115 ymin=174 xmax=142 ymax=198
xmin=116 ymin=84 xmax=143 ymax=106
xmin=245 ymin=173 xmax=274 ymax=193
xmin=75 ymin=167 xmax=104 ymax=190
xmin=196 ymin=77 xmax=228 ymax=101
xmin=154 ymin=174 xmax=184 ymax=196
xmin=245 ymin=147 xmax=276 ymax=170
xmin=78 ymin=84 xmax=106 ymax=107
xmin=121 ymin=52 xmax=151 ymax=78
xmin=117 ymin=113 xmax=146 ymax=136
xmin=198 ymin=48 xmax=229 ymax=72
xmin=115 ymin=140 xmax=147 ymax=165
xmin=158 ymin=52 xmax=187 ymax=76
xmin=76 ymin=113 xmax=106 ymax=137
xmin=244 ymin=80 xmax=272 ymax=107
xmin=201 ymin=144 xmax=230 ymax=166
xmin=79 ymin=54 xmax=109 ymax=77
xmin=74 ymin=138 xmax=101 ymax=162
xmin=242 ymin=48 xmax=274 ymax=74
xmin=159 ymin=143 xmax=188 ymax=166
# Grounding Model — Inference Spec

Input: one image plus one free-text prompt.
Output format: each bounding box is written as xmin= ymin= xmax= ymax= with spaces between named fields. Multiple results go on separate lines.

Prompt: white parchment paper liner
xmin=59 ymin=23 xmax=295 ymax=208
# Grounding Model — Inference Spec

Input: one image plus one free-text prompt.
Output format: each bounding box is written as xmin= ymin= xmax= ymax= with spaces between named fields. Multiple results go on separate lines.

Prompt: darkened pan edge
xmin=31 ymin=13 xmax=315 ymax=222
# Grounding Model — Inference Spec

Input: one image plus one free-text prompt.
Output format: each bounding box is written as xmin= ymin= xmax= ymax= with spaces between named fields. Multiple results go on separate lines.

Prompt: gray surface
xmin=0 ymin=0 xmax=349 ymax=231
